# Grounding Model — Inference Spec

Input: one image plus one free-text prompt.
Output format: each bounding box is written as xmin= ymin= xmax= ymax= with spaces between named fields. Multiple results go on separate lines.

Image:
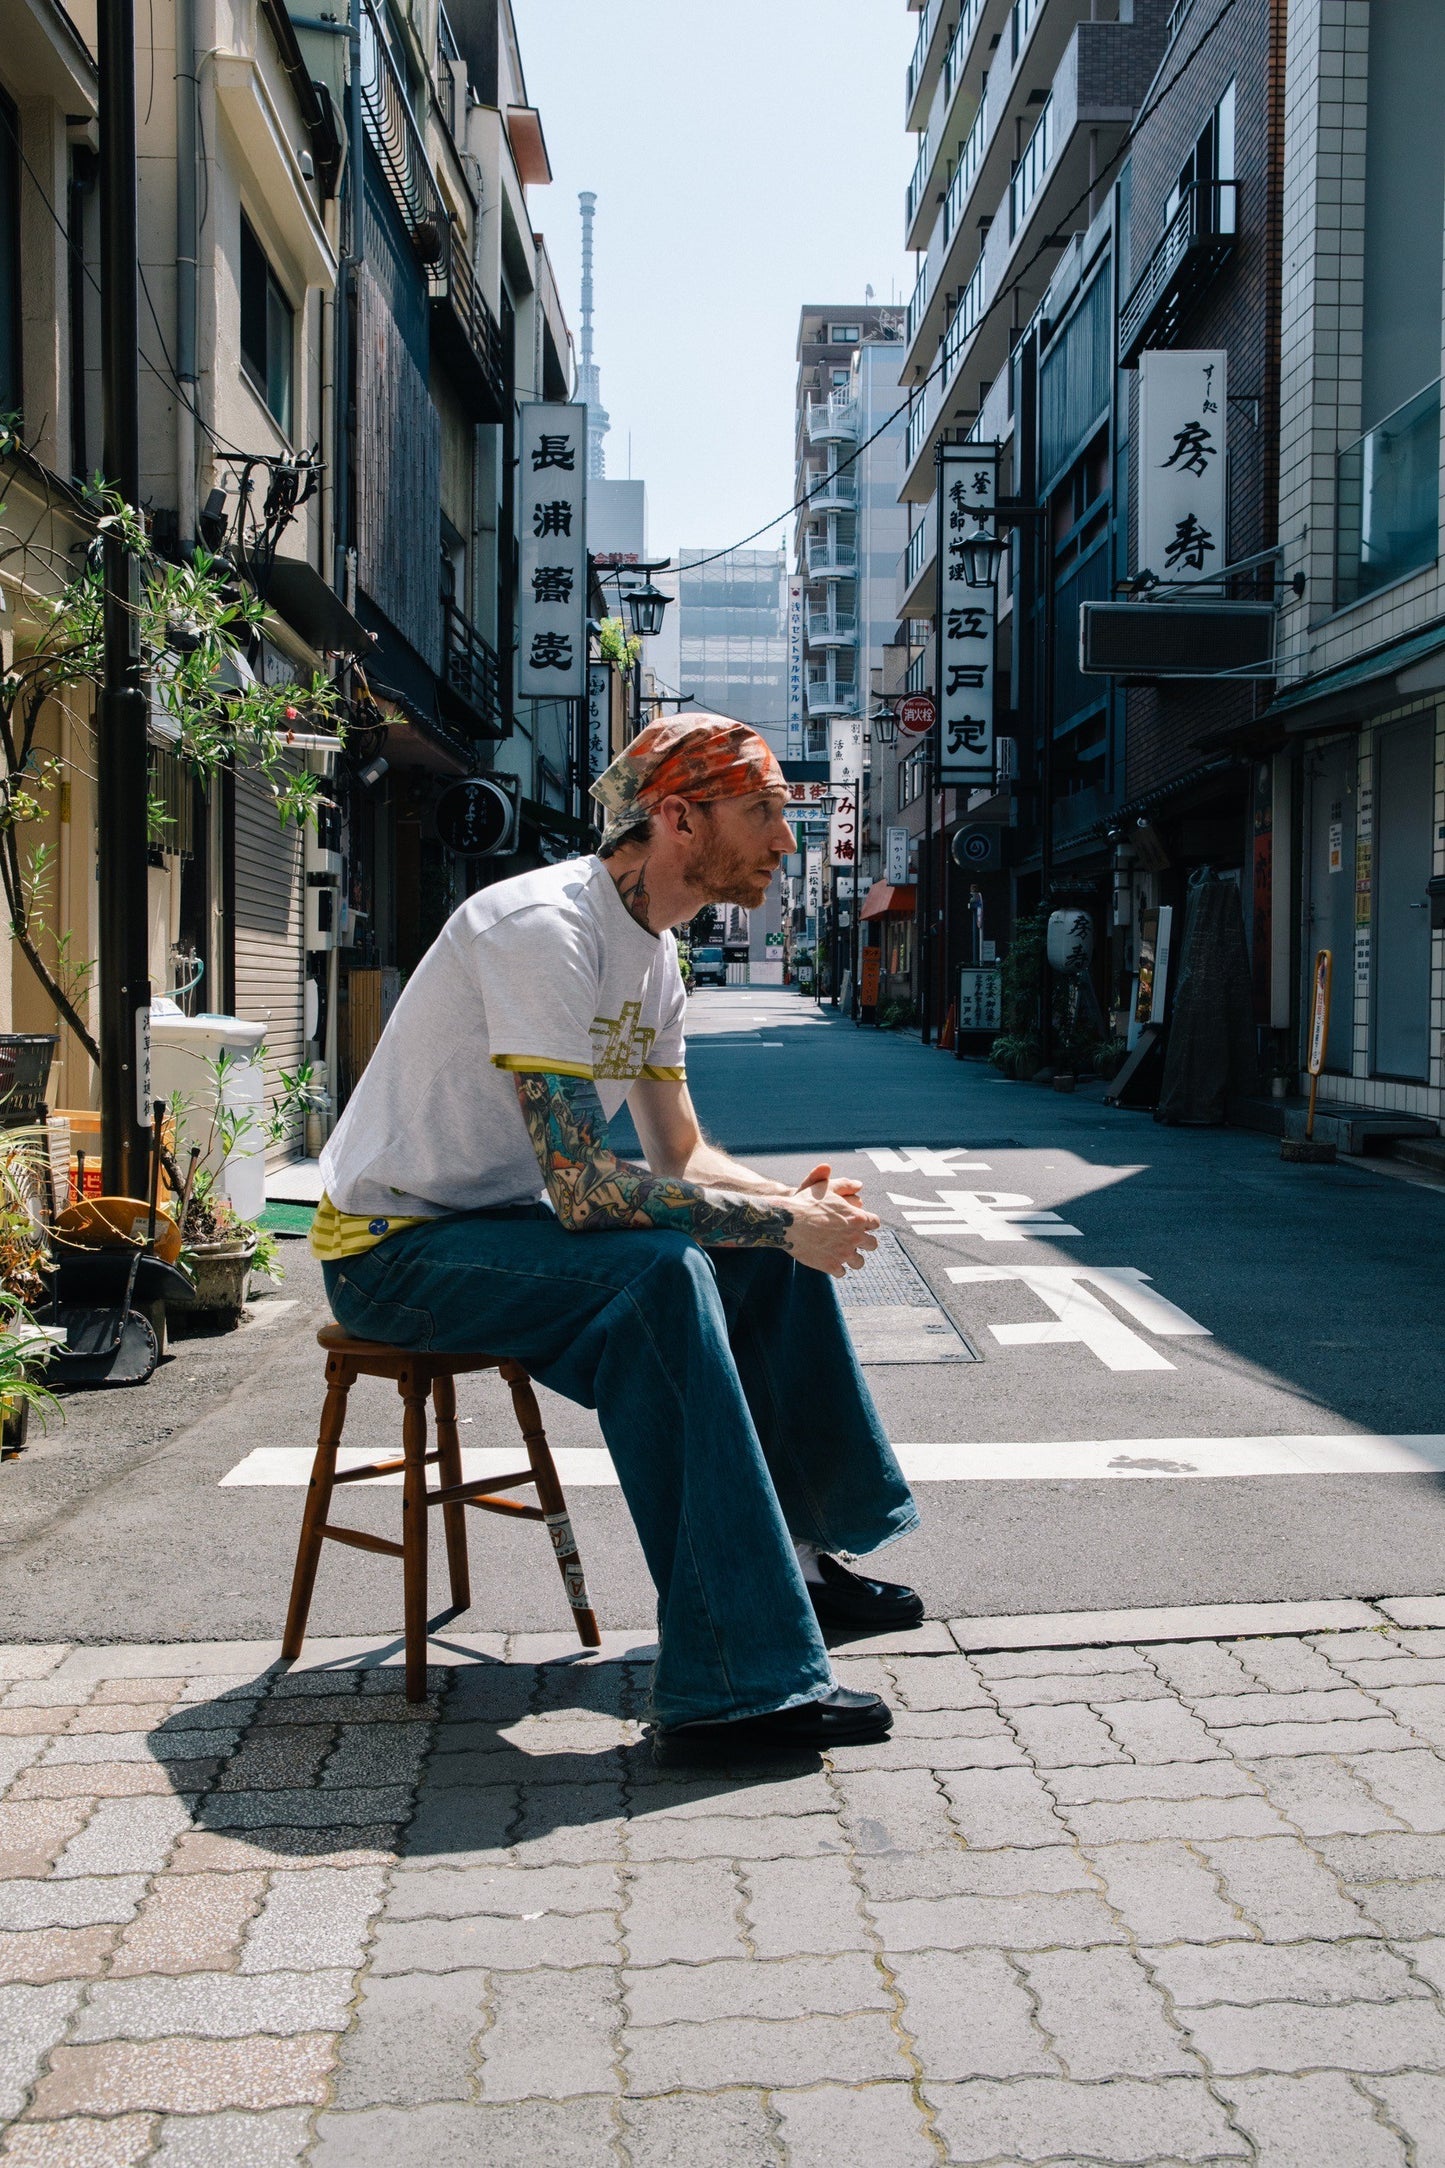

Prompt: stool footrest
xmin=319 ymin=1523 xmax=406 ymax=1561
xmin=333 ymin=1450 xmax=441 ymax=1486
xmin=466 ymin=1494 xmax=546 ymax=1521
xmin=432 ymin=1470 xmax=534 ymax=1508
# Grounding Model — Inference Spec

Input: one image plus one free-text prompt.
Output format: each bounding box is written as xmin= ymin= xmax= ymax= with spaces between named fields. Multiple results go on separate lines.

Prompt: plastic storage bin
xmin=148 ymin=1001 xmax=268 ymax=1221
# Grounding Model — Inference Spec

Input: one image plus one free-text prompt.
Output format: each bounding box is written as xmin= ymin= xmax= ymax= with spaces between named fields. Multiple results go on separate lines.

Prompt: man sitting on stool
xmin=311 ymin=716 xmax=921 ymax=1760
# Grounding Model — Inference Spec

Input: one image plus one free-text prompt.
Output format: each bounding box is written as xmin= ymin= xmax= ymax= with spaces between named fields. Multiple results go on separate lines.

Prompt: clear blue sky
xmin=511 ymin=0 xmax=915 ymax=558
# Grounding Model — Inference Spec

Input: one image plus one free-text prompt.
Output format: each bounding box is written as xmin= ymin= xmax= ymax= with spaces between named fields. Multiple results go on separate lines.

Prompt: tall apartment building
xmin=794 ymin=306 xmax=905 ymax=763
xmin=673 ymin=548 xmax=790 ymax=753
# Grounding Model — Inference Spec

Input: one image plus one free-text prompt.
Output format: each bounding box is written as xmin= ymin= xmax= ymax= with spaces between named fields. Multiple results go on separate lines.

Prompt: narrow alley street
xmin=5 ymin=989 xmax=1445 ymax=1643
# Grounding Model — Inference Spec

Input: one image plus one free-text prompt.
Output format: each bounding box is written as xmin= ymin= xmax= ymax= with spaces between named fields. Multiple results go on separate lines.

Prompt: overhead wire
xmin=681 ymin=0 xmax=1250 ymax=577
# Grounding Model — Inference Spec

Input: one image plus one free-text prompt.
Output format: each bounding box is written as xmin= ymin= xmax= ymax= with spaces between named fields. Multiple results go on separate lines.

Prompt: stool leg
xmin=500 ymin=1360 xmax=602 ymax=1649
xmin=282 ymin=1354 xmax=353 ymax=1662
xmin=399 ymin=1362 xmax=431 ymax=1702
xmin=431 ymin=1369 xmax=471 ymax=1613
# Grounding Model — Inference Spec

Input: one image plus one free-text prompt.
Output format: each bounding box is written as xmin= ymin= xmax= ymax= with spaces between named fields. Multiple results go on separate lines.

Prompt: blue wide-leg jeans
xmin=323 ymin=1208 xmax=919 ymax=1728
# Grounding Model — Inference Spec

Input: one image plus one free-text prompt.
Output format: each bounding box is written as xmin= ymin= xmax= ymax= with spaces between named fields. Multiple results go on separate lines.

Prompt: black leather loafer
xmin=808 ymin=1552 xmax=925 ymax=1632
xmin=652 ymin=1685 xmax=893 ymax=1764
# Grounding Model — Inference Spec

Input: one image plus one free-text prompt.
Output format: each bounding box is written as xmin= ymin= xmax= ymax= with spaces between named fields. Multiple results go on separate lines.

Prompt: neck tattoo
xmin=616 ymin=862 xmax=653 ymax=932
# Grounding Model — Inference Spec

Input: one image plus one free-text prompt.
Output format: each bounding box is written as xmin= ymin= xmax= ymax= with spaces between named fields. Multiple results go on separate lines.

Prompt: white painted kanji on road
xmin=863 ymin=1147 xmax=994 ymax=1176
xmin=946 ymin=1265 xmax=1213 ymax=1371
xmin=891 ymin=1190 xmax=1085 ymax=1241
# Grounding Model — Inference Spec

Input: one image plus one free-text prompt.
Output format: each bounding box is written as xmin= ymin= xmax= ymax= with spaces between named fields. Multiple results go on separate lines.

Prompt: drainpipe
xmin=175 ymin=0 xmax=198 ymax=549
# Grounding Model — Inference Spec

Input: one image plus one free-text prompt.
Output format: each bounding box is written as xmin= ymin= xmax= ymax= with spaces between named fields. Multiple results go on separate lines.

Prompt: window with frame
xmin=240 ymin=213 xmax=294 ymax=435
xmin=0 ymin=87 xmax=20 ymax=415
xmin=830 ymin=324 xmax=860 ymax=344
xmin=1165 ymin=81 xmax=1236 ymax=228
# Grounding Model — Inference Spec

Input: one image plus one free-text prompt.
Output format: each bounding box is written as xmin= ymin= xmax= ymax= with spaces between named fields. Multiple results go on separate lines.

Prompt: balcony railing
xmin=809 ymin=467 xmax=859 ymax=509
xmin=807 ymin=610 xmax=859 ymax=646
xmin=429 ymin=224 xmax=507 ymax=422
xmin=942 ymin=255 xmax=987 ymax=386
xmin=1118 ymin=180 xmax=1238 ymax=362
xmin=807 ymin=392 xmax=859 ymax=442
xmin=360 ymin=1 xmax=446 ymax=252
xmin=944 ymin=0 xmax=987 ymax=103
xmin=906 ymin=130 xmax=932 ymax=232
xmin=441 ymin=597 xmax=503 ymax=737
xmin=806 ymin=668 xmax=859 ymax=716
xmin=1011 ymin=0 xmax=1041 ymax=62
xmin=906 ymin=392 xmax=930 ymax=468
xmin=907 ymin=259 xmax=930 ymax=346
xmin=943 ymin=80 xmax=989 ymax=243
xmin=1009 ymin=94 xmax=1053 ymax=237
xmin=806 ymin=538 xmax=858 ymax=578
xmin=906 ymin=0 xmax=937 ymax=115
xmin=1335 ymin=378 xmax=1442 ymax=608
xmin=904 ymin=520 xmax=932 ymax=592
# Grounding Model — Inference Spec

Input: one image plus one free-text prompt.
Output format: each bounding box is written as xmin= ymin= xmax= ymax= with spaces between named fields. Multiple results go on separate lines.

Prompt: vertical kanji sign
xmin=786 ymin=578 xmax=805 ymax=759
xmin=1138 ymin=351 xmax=1227 ymax=585
xmin=829 ymin=791 xmax=857 ymax=868
xmin=936 ymin=440 xmax=998 ymax=790
xmin=519 ymin=401 xmax=587 ymax=698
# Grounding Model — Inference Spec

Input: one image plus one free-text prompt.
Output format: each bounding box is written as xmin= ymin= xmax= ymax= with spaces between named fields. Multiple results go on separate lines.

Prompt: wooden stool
xmin=282 ymin=1325 xmax=601 ymax=1700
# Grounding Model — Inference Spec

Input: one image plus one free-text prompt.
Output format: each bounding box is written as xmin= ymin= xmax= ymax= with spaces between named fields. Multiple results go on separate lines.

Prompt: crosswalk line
xmin=220 ymin=1433 xmax=1445 ymax=1488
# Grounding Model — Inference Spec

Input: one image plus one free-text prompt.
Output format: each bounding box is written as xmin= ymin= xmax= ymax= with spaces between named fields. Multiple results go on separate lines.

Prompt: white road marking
xmin=865 ymin=1147 xmax=995 ymax=1176
xmin=220 ymin=1434 xmax=1445 ymax=1488
xmin=947 ymin=1265 xmax=1212 ymax=1372
xmin=892 ymin=1190 xmax=1085 ymax=1241
xmin=241 ymin=1299 xmax=301 ymax=1331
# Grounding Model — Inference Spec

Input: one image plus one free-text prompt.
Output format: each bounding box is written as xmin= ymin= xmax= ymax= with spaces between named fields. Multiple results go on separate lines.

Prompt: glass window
xmin=240 ymin=213 xmax=294 ymax=435
xmin=0 ymin=88 xmax=19 ymax=415
xmin=830 ymin=324 xmax=860 ymax=344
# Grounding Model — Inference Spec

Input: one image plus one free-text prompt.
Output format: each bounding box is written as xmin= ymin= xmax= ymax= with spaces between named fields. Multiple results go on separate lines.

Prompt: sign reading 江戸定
xmin=518 ymin=401 xmax=588 ymax=698
xmin=936 ymin=440 xmax=998 ymax=790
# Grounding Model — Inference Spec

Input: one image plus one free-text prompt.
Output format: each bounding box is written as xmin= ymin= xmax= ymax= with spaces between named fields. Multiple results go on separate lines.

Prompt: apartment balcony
xmin=428 ymin=224 xmax=507 ymax=422
xmin=806 ymin=609 xmax=859 ymax=649
xmin=806 ymin=666 xmax=859 ymax=717
xmin=807 ymin=393 xmax=860 ymax=443
xmin=1335 ymin=379 xmax=1442 ymax=609
xmin=900 ymin=0 xmax=1137 ymax=386
xmin=805 ymin=537 xmax=858 ymax=579
xmin=808 ymin=468 xmax=858 ymax=512
xmin=1117 ymin=180 xmax=1239 ymax=365
xmin=906 ymin=0 xmax=950 ymax=128
xmin=901 ymin=11 xmax=1155 ymax=503
xmin=898 ymin=519 xmax=937 ymax=621
xmin=439 ymin=598 xmax=504 ymax=739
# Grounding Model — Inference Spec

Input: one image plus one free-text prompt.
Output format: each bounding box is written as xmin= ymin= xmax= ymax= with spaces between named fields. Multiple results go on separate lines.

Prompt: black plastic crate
xmin=0 ymin=1035 xmax=58 ymax=1125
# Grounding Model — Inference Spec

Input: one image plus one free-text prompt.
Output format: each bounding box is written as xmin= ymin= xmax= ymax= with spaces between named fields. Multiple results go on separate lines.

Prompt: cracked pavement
xmin=5 ymin=1617 xmax=1445 ymax=2162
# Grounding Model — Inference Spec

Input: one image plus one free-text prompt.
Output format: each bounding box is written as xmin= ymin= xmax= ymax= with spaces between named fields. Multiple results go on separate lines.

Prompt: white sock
xmin=794 ymin=1539 xmax=828 ymax=1586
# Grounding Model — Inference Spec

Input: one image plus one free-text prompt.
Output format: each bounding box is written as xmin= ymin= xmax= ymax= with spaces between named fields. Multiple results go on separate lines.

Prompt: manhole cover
xmin=838 ymin=1231 xmax=978 ymax=1364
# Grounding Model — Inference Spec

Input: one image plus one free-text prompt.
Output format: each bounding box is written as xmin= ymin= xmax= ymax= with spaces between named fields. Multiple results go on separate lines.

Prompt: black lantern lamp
xmin=959 ymin=521 xmax=1006 ymax=590
xmin=624 ymin=581 xmax=670 ymax=639
xmin=870 ymin=706 xmax=899 ymax=747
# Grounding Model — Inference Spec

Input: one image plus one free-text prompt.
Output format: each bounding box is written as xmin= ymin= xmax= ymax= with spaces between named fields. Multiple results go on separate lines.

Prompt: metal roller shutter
xmin=232 ymin=762 xmax=306 ymax=1168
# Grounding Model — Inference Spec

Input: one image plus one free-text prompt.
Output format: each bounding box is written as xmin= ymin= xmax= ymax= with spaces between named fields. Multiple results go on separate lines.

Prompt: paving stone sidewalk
xmin=5 ymin=1613 xmax=1445 ymax=2164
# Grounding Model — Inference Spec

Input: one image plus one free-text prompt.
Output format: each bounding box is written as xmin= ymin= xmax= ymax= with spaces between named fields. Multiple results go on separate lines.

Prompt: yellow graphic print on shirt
xmin=589 ymin=1000 xmax=657 ymax=1080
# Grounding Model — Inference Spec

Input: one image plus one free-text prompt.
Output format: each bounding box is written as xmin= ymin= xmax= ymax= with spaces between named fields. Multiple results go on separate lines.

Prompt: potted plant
xmin=0 ymin=1135 xmax=63 ymax=1457
xmin=165 ymin=1052 xmax=317 ymax=1320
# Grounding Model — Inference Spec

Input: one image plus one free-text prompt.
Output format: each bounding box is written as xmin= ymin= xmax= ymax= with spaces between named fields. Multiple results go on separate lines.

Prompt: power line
xmin=682 ymin=0 xmax=1249 ymax=577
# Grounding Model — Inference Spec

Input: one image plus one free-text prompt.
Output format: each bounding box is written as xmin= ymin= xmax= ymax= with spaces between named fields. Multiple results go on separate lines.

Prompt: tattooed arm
xmin=515 ymin=1070 xmax=793 ymax=1247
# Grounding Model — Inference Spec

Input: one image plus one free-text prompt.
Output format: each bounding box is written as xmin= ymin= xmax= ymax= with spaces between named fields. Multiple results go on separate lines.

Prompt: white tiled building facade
xmin=1274 ymin=0 xmax=1445 ymax=1127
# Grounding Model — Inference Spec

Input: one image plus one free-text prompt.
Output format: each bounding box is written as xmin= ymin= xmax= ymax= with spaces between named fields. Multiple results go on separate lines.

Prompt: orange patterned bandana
xmin=591 ymin=715 xmax=786 ymax=848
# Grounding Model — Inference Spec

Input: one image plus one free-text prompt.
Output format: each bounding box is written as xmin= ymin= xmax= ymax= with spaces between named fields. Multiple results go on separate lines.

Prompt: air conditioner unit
xmin=1079 ymin=602 xmax=1276 ymax=678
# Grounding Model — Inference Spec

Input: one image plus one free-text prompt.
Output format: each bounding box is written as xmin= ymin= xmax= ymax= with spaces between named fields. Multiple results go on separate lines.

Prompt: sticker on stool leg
xmin=545 ymin=1510 xmax=577 ymax=1558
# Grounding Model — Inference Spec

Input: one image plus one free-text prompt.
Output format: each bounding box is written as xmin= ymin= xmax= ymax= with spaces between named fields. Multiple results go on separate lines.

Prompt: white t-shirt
xmin=320 ymin=855 xmax=688 ymax=1219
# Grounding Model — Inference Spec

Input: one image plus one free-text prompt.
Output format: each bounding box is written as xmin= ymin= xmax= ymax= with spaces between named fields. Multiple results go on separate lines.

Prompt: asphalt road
xmin=4 ymin=985 xmax=1445 ymax=1641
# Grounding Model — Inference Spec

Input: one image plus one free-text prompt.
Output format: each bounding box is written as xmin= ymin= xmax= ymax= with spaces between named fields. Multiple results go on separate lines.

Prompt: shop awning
xmin=1264 ymin=611 xmax=1445 ymax=732
xmin=860 ymin=882 xmax=916 ymax=922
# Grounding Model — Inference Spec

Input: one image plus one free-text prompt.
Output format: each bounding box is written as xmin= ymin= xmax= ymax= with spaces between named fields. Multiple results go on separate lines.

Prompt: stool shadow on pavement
xmin=142 ymin=1655 xmax=826 ymax=1870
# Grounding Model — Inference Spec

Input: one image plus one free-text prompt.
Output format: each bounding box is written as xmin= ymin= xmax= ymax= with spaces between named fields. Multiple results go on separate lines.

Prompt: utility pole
xmin=97 ymin=0 xmax=153 ymax=1194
